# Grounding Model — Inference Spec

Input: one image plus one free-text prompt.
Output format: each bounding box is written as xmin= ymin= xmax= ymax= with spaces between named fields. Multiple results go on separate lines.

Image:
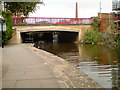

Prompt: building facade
xmin=112 ymin=0 xmax=120 ymax=10
xmin=112 ymin=0 xmax=120 ymax=30
xmin=98 ymin=13 xmax=115 ymax=31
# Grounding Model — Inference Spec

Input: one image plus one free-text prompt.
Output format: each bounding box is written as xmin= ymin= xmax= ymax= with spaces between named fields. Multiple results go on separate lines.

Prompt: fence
xmin=12 ymin=17 xmax=92 ymax=25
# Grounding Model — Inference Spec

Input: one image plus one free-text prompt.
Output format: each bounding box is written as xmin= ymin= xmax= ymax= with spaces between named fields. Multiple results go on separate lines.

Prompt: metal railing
xmin=12 ymin=17 xmax=92 ymax=25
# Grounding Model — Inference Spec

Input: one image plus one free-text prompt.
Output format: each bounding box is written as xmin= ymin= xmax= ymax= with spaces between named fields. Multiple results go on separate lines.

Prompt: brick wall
xmin=100 ymin=19 xmax=107 ymax=32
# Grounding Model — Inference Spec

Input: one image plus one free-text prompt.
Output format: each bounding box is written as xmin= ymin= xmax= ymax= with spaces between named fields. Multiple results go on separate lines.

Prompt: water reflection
xmin=34 ymin=42 xmax=119 ymax=88
xmin=78 ymin=44 xmax=118 ymax=65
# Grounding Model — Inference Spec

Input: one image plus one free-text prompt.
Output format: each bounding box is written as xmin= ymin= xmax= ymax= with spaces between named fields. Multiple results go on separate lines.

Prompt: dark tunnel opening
xmin=20 ymin=31 xmax=78 ymax=43
xmin=58 ymin=31 xmax=78 ymax=43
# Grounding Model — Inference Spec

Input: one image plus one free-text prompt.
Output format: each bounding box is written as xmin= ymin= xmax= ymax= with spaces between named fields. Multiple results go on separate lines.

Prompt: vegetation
xmin=5 ymin=2 xmax=43 ymax=17
xmin=0 ymin=2 xmax=43 ymax=46
xmin=102 ymin=20 xmax=120 ymax=47
xmin=81 ymin=18 xmax=120 ymax=48
xmin=0 ymin=9 xmax=2 ymax=15
xmin=2 ymin=11 xmax=13 ymax=44
xmin=84 ymin=30 xmax=103 ymax=44
xmin=81 ymin=18 xmax=102 ymax=44
xmin=92 ymin=18 xmax=100 ymax=31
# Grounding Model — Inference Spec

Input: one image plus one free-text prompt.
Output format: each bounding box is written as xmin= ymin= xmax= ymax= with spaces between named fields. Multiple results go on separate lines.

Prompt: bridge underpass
xmin=20 ymin=31 xmax=79 ymax=43
xmin=12 ymin=17 xmax=93 ymax=44
xmin=13 ymin=24 xmax=92 ymax=44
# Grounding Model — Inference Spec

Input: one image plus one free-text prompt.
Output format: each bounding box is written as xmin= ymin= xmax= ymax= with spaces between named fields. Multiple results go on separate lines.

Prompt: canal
xmin=33 ymin=41 xmax=119 ymax=88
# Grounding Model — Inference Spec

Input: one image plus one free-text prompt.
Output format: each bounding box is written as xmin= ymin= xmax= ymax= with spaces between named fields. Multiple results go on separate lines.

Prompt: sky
xmin=29 ymin=0 xmax=112 ymax=18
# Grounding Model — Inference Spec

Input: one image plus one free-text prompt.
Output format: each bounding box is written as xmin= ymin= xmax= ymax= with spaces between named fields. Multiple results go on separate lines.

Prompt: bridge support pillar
xmin=78 ymin=28 xmax=82 ymax=42
xmin=78 ymin=28 xmax=86 ymax=42
xmin=17 ymin=30 xmax=22 ymax=44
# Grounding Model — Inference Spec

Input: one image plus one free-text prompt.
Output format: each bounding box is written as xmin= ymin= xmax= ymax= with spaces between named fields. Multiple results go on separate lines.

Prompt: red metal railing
xmin=12 ymin=17 xmax=92 ymax=25
xmin=114 ymin=17 xmax=120 ymax=21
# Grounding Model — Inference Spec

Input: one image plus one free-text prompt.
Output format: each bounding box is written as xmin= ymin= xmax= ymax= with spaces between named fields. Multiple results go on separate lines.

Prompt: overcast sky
xmin=29 ymin=0 xmax=112 ymax=18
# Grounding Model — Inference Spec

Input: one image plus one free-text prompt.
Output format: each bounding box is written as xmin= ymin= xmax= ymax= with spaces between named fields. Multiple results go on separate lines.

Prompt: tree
xmin=2 ymin=11 xmax=12 ymax=45
xmin=5 ymin=2 xmax=43 ymax=17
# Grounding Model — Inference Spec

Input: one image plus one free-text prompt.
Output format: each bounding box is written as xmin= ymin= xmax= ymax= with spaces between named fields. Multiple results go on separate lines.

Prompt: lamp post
xmin=0 ymin=15 xmax=6 ymax=48
xmin=0 ymin=15 xmax=4 ymax=48
xmin=100 ymin=0 xmax=102 ymax=20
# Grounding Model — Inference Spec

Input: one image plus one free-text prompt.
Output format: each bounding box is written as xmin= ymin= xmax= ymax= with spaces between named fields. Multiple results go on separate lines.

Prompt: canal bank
xmin=22 ymin=43 xmax=102 ymax=88
xmin=33 ymin=41 xmax=119 ymax=88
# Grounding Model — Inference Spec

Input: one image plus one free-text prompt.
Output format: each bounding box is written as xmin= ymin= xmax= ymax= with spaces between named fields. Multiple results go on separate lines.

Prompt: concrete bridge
xmin=12 ymin=17 xmax=93 ymax=43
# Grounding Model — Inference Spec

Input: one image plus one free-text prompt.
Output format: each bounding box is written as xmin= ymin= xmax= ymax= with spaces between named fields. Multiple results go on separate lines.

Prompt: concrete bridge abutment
xmin=16 ymin=29 xmax=22 ymax=44
xmin=78 ymin=27 xmax=88 ymax=42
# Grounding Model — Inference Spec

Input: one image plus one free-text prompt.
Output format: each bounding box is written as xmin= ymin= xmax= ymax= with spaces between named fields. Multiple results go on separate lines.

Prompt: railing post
xmin=15 ymin=19 xmax=16 ymax=24
xmin=16 ymin=18 xmax=17 ymax=24
xmin=90 ymin=19 xmax=92 ymax=24
xmin=22 ymin=18 xmax=23 ymax=24
xmin=18 ymin=17 xmax=19 ymax=24
xmin=35 ymin=17 xmax=36 ymax=24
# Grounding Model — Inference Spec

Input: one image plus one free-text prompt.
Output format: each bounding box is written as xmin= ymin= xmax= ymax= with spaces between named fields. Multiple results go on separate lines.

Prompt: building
xmin=112 ymin=0 xmax=120 ymax=10
xmin=98 ymin=13 xmax=115 ymax=20
xmin=0 ymin=1 xmax=4 ymax=11
xmin=96 ymin=0 xmax=120 ymax=31
xmin=0 ymin=1 xmax=5 ymax=17
xmin=98 ymin=13 xmax=115 ymax=31
xmin=112 ymin=0 xmax=120 ymax=31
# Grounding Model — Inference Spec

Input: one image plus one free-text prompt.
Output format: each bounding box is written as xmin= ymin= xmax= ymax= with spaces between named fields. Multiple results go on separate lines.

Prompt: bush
xmin=84 ymin=30 xmax=103 ymax=44
xmin=2 ymin=11 xmax=13 ymax=44
xmin=114 ymin=33 xmax=120 ymax=47
xmin=81 ymin=18 xmax=102 ymax=44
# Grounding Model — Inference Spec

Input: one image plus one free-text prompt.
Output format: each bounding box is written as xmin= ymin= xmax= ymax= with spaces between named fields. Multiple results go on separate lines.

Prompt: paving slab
xmin=2 ymin=44 xmax=61 ymax=88
xmin=15 ymin=78 xmax=60 ymax=88
xmin=2 ymin=80 xmax=16 ymax=88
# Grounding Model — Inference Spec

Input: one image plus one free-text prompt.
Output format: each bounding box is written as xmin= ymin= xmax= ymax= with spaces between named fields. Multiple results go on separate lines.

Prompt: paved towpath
xmin=2 ymin=44 xmax=61 ymax=88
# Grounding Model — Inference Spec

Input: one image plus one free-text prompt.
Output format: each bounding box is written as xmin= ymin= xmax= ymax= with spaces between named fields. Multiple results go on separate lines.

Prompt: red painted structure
xmin=114 ymin=17 xmax=120 ymax=22
xmin=76 ymin=2 xmax=78 ymax=18
xmin=12 ymin=17 xmax=92 ymax=25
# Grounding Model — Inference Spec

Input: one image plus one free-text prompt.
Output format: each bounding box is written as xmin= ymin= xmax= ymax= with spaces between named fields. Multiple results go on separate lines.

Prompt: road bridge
xmin=12 ymin=17 xmax=93 ymax=43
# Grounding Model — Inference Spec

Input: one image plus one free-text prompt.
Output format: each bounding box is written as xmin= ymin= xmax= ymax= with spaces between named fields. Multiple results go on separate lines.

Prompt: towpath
xmin=2 ymin=44 xmax=61 ymax=88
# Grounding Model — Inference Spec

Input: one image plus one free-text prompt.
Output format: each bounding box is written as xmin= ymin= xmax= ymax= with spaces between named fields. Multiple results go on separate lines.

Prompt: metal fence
xmin=12 ymin=17 xmax=92 ymax=25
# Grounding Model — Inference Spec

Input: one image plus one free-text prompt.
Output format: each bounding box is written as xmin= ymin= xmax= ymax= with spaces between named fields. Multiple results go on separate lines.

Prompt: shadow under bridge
xmin=20 ymin=31 xmax=79 ymax=43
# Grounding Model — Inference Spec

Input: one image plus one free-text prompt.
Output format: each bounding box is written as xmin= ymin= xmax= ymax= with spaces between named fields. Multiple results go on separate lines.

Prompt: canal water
xmin=34 ymin=41 xmax=119 ymax=88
